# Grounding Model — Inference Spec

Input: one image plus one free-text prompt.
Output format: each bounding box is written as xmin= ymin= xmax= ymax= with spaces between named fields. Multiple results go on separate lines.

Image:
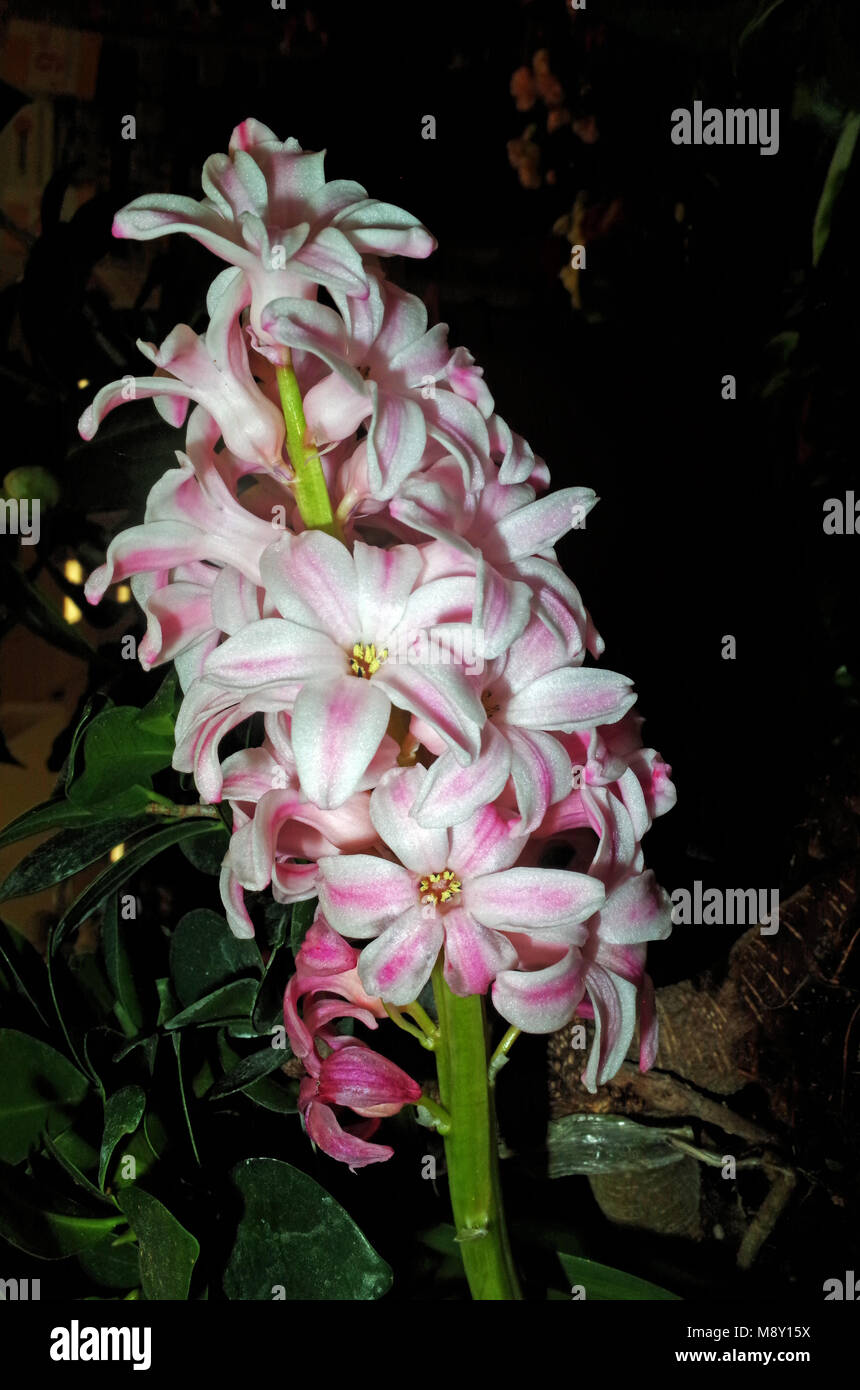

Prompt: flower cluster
xmin=81 ymin=119 xmax=675 ymax=1163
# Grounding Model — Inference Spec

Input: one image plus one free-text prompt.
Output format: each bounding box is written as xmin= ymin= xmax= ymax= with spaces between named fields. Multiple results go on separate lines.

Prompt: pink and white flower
xmin=263 ymin=274 xmax=490 ymax=497
xmin=201 ymin=529 xmax=501 ymax=807
xmin=112 ymin=119 xmax=436 ymax=363
xmin=317 ymin=764 xmax=605 ymax=1004
xmin=410 ymin=614 xmax=636 ymax=832
xmin=79 ymin=269 xmax=286 ymax=472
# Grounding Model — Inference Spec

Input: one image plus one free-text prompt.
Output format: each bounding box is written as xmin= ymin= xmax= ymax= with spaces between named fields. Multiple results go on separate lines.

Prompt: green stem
xmin=431 ymin=963 xmax=522 ymax=1300
xmin=415 ymin=1094 xmax=451 ymax=1132
xmin=402 ymin=1000 xmax=440 ymax=1042
xmin=383 ymin=1001 xmax=436 ymax=1049
xmin=275 ymin=361 xmax=342 ymax=539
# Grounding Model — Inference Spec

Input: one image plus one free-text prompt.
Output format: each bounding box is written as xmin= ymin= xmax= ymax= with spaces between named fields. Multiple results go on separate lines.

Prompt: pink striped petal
xmin=492 ymin=936 xmax=586 ymax=1033
xmin=356 ymin=905 xmax=443 ymax=1004
xmin=466 ymin=868 xmax=605 ymax=930
xmin=369 ymin=766 xmax=449 ymax=871
xmin=504 ymin=667 xmax=636 ymax=732
xmin=507 ymin=727 xmax=572 ymax=834
xmin=411 ymin=722 xmax=511 ymax=830
xmin=317 ymin=855 xmax=415 ymax=937
xmin=260 ymin=530 xmax=359 ymax=643
xmin=581 ymin=963 xmax=638 ymax=1093
xmin=442 ymin=907 xmax=518 ymax=996
xmin=374 ymin=661 xmax=482 ymax=766
xmin=204 ymin=619 xmax=343 ymax=687
xmin=594 ymin=871 xmax=674 ymax=945
xmin=449 ymin=802 xmax=526 ymax=878
xmin=291 ymin=675 xmax=391 ymax=808
xmin=353 ymin=541 xmax=422 ymax=640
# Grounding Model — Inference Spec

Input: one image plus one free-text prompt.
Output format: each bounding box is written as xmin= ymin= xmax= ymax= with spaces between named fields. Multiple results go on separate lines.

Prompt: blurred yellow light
xmin=63 ymin=559 xmax=84 ymax=624
xmin=116 ymin=584 xmax=132 ymax=602
xmin=110 ymin=843 xmax=125 ymax=863
xmin=77 ymin=378 xmax=90 ymax=389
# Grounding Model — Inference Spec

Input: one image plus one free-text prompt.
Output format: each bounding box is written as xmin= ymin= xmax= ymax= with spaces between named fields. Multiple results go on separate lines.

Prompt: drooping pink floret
xmin=285 ymin=916 xmax=421 ymax=1170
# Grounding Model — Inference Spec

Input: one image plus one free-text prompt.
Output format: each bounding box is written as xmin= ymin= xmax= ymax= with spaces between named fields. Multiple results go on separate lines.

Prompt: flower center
xmin=418 ymin=868 xmax=462 ymax=906
xmin=349 ymin=642 xmax=387 ymax=678
xmin=481 ymin=688 xmax=501 ymax=718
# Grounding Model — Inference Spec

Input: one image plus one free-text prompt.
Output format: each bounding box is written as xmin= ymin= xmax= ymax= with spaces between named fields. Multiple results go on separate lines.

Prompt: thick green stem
xmin=431 ymin=964 xmax=522 ymax=1300
xmin=275 ymin=361 xmax=342 ymax=539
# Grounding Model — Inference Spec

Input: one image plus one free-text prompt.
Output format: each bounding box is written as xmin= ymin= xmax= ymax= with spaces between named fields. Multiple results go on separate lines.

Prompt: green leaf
xmin=0 ymin=817 xmax=150 ymax=904
xmin=67 ymin=706 xmax=174 ymax=811
xmin=179 ymin=825 xmax=229 ymax=876
xmin=224 ymin=1157 xmax=392 ymax=1300
xmin=136 ymin=672 xmax=179 ymax=738
xmin=240 ymin=1074 xmax=298 ymax=1114
xmin=208 ymin=1042 xmax=292 ymax=1101
xmin=556 ymin=1252 xmax=680 ymax=1301
xmin=76 ymin=1236 xmax=141 ymax=1289
xmin=172 ymin=1033 xmax=201 ymax=1165
xmin=102 ymin=894 xmax=145 ymax=1033
xmin=0 ymin=798 xmax=106 ymax=853
xmin=169 ymin=908 xmax=261 ymax=1008
xmin=813 ymin=111 xmax=860 ymax=266
xmin=165 ymin=979 xmax=259 ymax=1030
xmin=0 ymin=918 xmax=50 ymax=1025
xmin=0 ymin=1029 xmax=89 ymax=1163
xmin=42 ymin=1132 xmax=108 ymax=1204
xmin=116 ymin=1186 xmax=199 ymax=1300
xmin=52 ymin=820 xmax=224 ymax=952
xmin=289 ymin=897 xmax=316 ymax=958
xmin=0 ymin=1161 xmax=122 ymax=1258
xmin=99 ymin=1086 xmax=146 ymax=1190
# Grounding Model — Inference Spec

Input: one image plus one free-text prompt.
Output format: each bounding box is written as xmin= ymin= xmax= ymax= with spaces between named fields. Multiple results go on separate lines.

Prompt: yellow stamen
xmin=349 ymin=641 xmax=389 ymax=678
xmin=419 ymin=868 xmax=462 ymax=906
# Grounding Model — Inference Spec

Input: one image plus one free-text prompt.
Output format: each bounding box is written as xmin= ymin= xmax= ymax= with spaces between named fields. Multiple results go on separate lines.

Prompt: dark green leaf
xmin=99 ymin=1086 xmax=146 ymax=1190
xmin=0 ymin=1161 xmax=122 ymax=1258
xmin=224 ymin=1157 xmax=392 ymax=1300
xmin=42 ymin=1132 xmax=108 ymax=1204
xmin=165 ymin=979 xmax=259 ymax=1030
xmin=76 ymin=1236 xmax=141 ymax=1289
xmin=556 ymin=1252 xmax=680 ymax=1301
xmin=51 ymin=820 xmax=224 ymax=953
xmin=102 ymin=894 xmax=145 ymax=1033
xmin=172 ymin=1034 xmax=201 ymax=1165
xmin=116 ymin=1186 xmax=199 ymax=1300
xmin=0 ymin=1029 xmax=89 ymax=1163
xmin=813 ymin=111 xmax=860 ymax=266
xmin=0 ymin=918 xmax=50 ymax=1025
xmin=208 ymin=1042 xmax=292 ymax=1100
xmin=0 ymin=798 xmax=106 ymax=854
xmin=0 ymin=817 xmax=150 ymax=904
xmin=169 ymin=908 xmax=261 ymax=1008
xmin=155 ymin=977 xmax=180 ymax=1026
xmin=241 ymin=1073 xmax=299 ymax=1114
xmin=179 ymin=825 xmax=229 ymax=876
